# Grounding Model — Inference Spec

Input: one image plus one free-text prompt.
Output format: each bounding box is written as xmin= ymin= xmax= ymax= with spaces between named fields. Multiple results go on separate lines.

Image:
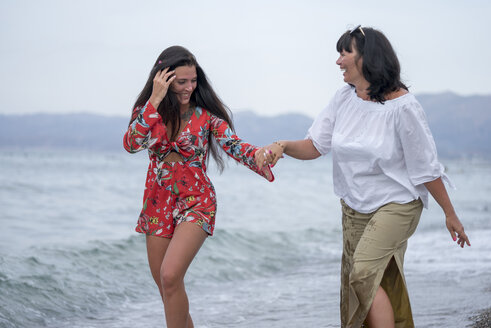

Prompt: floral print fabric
xmin=123 ymin=101 xmax=273 ymax=237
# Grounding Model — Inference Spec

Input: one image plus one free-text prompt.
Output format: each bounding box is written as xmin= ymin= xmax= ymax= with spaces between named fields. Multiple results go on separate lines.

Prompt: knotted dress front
xmin=123 ymin=101 xmax=273 ymax=238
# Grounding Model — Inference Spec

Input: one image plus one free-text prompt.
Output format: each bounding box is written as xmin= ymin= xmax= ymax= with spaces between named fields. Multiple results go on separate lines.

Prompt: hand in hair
xmin=149 ymin=67 xmax=176 ymax=109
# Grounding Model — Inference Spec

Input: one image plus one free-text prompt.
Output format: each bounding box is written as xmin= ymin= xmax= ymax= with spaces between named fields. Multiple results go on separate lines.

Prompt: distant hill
xmin=417 ymin=92 xmax=491 ymax=158
xmin=0 ymin=92 xmax=489 ymax=158
xmin=0 ymin=111 xmax=311 ymax=153
xmin=0 ymin=113 xmax=130 ymax=151
xmin=232 ymin=110 xmax=313 ymax=146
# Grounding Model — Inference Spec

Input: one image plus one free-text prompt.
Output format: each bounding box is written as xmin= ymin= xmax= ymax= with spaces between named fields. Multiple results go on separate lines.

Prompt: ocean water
xmin=0 ymin=149 xmax=489 ymax=328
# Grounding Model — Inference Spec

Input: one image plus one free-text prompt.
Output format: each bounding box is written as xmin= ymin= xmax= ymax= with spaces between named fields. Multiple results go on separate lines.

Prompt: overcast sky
xmin=1 ymin=0 xmax=490 ymax=118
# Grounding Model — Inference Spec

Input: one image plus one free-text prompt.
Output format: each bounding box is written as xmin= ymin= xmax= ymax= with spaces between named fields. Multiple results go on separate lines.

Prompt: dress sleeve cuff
xmin=250 ymin=148 xmax=275 ymax=182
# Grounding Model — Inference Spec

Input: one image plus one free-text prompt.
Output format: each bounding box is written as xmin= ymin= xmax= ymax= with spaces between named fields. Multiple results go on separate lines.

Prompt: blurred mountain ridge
xmin=1 ymin=92 xmax=489 ymax=158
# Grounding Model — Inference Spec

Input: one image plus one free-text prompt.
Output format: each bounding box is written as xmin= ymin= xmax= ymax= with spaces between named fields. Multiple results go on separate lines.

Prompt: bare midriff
xmin=162 ymin=152 xmax=184 ymax=162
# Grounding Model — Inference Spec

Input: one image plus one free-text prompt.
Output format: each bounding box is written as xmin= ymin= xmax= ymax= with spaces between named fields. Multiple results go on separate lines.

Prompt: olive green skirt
xmin=340 ymin=198 xmax=423 ymax=328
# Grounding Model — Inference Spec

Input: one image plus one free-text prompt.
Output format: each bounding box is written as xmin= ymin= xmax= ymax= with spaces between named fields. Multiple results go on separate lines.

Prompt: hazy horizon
xmin=1 ymin=0 xmax=490 ymax=118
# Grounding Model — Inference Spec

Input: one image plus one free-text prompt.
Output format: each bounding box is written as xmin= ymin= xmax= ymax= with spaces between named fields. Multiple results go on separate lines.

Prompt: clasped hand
xmin=254 ymin=143 xmax=284 ymax=170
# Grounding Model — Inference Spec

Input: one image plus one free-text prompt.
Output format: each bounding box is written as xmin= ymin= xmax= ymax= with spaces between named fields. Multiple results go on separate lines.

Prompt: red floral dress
xmin=123 ymin=101 xmax=274 ymax=238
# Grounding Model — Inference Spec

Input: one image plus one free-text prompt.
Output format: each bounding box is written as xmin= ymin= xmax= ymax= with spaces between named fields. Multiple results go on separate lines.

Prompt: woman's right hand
xmin=149 ymin=67 xmax=176 ymax=109
xmin=256 ymin=142 xmax=284 ymax=169
xmin=267 ymin=142 xmax=285 ymax=167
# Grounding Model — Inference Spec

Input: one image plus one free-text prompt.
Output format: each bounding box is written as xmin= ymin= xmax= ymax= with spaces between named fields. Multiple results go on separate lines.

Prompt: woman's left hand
xmin=445 ymin=213 xmax=471 ymax=248
xmin=424 ymin=178 xmax=471 ymax=248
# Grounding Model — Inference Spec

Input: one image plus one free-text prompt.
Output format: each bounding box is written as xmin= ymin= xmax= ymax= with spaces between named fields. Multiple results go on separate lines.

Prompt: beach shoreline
xmin=469 ymin=307 xmax=491 ymax=328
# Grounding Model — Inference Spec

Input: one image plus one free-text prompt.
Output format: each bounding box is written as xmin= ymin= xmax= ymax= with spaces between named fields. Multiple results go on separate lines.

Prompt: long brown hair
xmin=130 ymin=46 xmax=234 ymax=171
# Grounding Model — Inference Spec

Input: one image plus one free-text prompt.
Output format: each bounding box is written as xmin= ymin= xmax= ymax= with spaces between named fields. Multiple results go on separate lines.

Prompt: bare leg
xmin=161 ymin=222 xmax=207 ymax=328
xmin=146 ymin=234 xmax=171 ymax=298
xmin=366 ymin=286 xmax=395 ymax=328
xmin=147 ymin=222 xmax=208 ymax=328
xmin=147 ymin=236 xmax=194 ymax=326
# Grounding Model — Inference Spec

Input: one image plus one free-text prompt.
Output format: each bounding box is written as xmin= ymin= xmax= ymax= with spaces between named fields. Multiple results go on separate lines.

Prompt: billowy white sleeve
xmin=306 ymin=86 xmax=349 ymax=155
xmin=397 ymin=100 xmax=454 ymax=188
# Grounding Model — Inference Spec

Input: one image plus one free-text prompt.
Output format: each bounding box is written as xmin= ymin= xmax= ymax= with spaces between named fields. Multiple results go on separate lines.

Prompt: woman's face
xmin=170 ymin=65 xmax=197 ymax=106
xmin=336 ymin=41 xmax=364 ymax=85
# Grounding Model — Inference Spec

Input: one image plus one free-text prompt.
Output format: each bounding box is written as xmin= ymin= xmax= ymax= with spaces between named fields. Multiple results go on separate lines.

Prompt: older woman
xmin=258 ymin=26 xmax=470 ymax=328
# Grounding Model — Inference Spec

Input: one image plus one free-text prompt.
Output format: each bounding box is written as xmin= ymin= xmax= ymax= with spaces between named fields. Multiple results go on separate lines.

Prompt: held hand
xmin=255 ymin=142 xmax=284 ymax=170
xmin=267 ymin=142 xmax=285 ymax=167
xmin=149 ymin=67 xmax=176 ymax=108
xmin=255 ymin=147 xmax=275 ymax=170
xmin=445 ymin=213 xmax=470 ymax=248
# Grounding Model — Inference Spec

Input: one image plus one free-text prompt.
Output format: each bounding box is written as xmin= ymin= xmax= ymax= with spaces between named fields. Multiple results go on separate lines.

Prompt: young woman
xmin=259 ymin=26 xmax=470 ymax=328
xmin=123 ymin=46 xmax=273 ymax=328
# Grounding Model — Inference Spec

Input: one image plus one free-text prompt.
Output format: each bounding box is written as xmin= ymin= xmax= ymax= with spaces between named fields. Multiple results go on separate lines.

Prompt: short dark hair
xmin=336 ymin=27 xmax=408 ymax=103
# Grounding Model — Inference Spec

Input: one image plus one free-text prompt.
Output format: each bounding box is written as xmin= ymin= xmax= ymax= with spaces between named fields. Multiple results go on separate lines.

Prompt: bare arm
xmin=255 ymin=139 xmax=321 ymax=169
xmin=281 ymin=139 xmax=321 ymax=160
xmin=424 ymin=177 xmax=470 ymax=248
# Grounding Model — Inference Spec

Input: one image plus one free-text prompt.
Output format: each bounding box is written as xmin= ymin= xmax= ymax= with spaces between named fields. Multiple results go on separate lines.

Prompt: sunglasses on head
xmin=350 ymin=25 xmax=365 ymax=37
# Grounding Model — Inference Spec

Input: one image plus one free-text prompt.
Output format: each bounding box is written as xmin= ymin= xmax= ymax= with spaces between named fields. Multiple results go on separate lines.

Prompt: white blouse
xmin=307 ymin=85 xmax=452 ymax=213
